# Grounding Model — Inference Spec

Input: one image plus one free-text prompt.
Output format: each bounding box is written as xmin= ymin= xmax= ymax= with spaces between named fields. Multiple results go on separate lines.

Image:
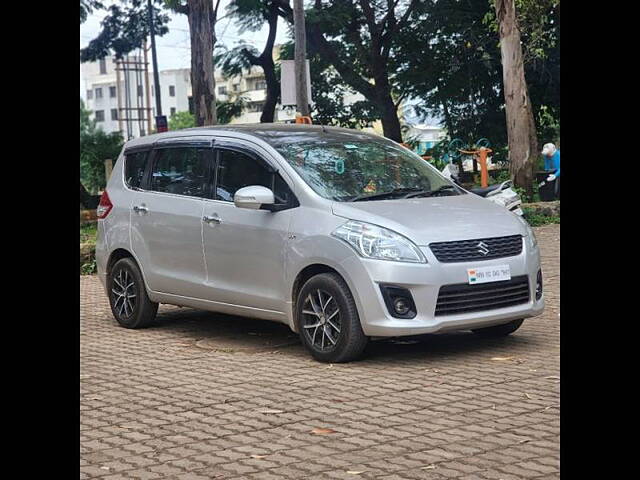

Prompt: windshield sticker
xmin=363 ymin=180 xmax=377 ymax=193
xmin=344 ymin=144 xmax=358 ymax=150
xmin=334 ymin=159 xmax=345 ymax=174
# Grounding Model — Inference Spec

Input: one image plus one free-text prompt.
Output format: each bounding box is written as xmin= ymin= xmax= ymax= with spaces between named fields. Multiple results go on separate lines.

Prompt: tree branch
xmin=308 ymin=25 xmax=376 ymax=99
xmin=359 ymin=0 xmax=377 ymax=34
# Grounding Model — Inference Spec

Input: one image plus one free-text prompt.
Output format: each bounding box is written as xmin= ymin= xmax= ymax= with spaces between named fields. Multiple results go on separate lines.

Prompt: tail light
xmin=96 ymin=190 xmax=113 ymax=219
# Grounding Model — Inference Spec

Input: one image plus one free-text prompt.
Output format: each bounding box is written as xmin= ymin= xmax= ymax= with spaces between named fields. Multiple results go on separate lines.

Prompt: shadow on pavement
xmin=145 ymin=306 xmax=540 ymax=361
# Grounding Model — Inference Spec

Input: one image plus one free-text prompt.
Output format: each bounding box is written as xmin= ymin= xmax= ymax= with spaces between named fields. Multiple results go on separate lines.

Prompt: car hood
xmin=331 ymin=194 xmax=527 ymax=245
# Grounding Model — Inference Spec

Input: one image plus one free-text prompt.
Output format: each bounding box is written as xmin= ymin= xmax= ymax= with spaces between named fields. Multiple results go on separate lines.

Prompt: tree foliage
xmin=216 ymin=0 xmax=293 ymax=122
xmin=304 ymin=0 xmax=425 ymax=142
xmin=80 ymin=99 xmax=124 ymax=193
xmin=80 ymin=0 xmax=104 ymax=24
xmin=398 ymin=0 xmax=559 ymax=161
xmin=168 ymin=98 xmax=247 ymax=130
xmin=80 ymin=0 xmax=170 ymax=61
xmin=279 ymin=42 xmax=380 ymax=129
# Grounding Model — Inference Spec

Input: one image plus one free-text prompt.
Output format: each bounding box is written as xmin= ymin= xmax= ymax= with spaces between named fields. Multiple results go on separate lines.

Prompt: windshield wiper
xmin=349 ymin=187 xmax=424 ymax=202
xmin=404 ymin=185 xmax=458 ymax=198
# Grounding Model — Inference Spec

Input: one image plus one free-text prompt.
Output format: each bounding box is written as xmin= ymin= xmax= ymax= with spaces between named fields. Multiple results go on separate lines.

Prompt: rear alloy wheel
xmin=472 ymin=318 xmax=524 ymax=337
xmin=297 ymin=273 xmax=368 ymax=363
xmin=108 ymin=257 xmax=158 ymax=329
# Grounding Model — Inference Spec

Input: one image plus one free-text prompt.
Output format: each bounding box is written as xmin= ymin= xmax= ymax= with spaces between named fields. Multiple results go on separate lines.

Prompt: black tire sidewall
xmin=296 ymin=273 xmax=367 ymax=363
xmin=108 ymin=258 xmax=155 ymax=329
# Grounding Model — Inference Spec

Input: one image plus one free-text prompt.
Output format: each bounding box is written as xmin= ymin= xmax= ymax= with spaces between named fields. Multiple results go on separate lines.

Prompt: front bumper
xmin=341 ymin=237 xmax=544 ymax=337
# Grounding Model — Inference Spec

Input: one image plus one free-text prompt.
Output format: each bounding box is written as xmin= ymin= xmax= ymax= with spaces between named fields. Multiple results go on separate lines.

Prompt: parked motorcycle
xmin=441 ymin=163 xmax=524 ymax=216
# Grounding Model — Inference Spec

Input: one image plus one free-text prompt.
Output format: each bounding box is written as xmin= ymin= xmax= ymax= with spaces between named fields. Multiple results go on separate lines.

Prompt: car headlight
xmin=518 ymin=216 xmax=538 ymax=248
xmin=332 ymin=220 xmax=427 ymax=263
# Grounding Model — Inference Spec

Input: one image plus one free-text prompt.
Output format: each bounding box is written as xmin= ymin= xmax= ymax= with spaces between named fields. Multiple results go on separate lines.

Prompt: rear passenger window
xmin=150 ymin=147 xmax=210 ymax=198
xmin=124 ymin=151 xmax=148 ymax=189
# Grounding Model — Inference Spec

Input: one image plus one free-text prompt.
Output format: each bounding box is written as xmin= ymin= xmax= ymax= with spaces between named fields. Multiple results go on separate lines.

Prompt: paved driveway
xmin=80 ymin=224 xmax=560 ymax=480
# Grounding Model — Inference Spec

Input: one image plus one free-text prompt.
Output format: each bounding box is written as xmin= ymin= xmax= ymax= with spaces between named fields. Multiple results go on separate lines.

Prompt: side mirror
xmin=233 ymin=185 xmax=275 ymax=210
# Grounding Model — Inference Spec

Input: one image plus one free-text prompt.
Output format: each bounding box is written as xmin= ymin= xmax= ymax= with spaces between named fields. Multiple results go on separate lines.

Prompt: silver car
xmin=96 ymin=125 xmax=544 ymax=363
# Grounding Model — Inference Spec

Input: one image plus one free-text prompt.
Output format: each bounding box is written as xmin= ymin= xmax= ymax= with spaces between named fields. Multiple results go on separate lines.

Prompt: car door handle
xmin=133 ymin=205 xmax=148 ymax=214
xmin=203 ymin=214 xmax=221 ymax=224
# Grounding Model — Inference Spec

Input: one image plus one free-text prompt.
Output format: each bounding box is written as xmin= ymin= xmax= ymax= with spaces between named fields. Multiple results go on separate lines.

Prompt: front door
xmin=130 ymin=143 xmax=213 ymax=299
xmin=202 ymin=145 xmax=297 ymax=312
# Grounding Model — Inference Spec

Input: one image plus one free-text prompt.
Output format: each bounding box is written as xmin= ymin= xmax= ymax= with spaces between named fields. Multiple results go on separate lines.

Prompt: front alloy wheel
xmin=302 ymin=289 xmax=342 ymax=352
xmin=296 ymin=273 xmax=368 ymax=363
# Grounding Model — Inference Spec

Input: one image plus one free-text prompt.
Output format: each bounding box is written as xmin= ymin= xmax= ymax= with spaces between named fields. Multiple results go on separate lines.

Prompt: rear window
xmin=124 ymin=151 xmax=148 ymax=189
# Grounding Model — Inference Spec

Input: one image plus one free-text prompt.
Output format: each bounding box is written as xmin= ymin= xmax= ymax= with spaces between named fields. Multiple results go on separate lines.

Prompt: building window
xmin=188 ymin=96 xmax=194 ymax=114
xmin=255 ymin=80 xmax=267 ymax=90
xmin=232 ymin=84 xmax=239 ymax=92
xmin=111 ymin=109 xmax=118 ymax=121
xmin=95 ymin=87 xmax=103 ymax=99
xmin=169 ymin=85 xmax=175 ymax=97
xmin=95 ymin=110 xmax=105 ymax=122
xmin=86 ymin=90 xmax=93 ymax=100
xmin=170 ymin=107 xmax=176 ymax=116
xmin=249 ymin=102 xmax=264 ymax=113
xmin=99 ymin=58 xmax=107 ymax=74
xmin=218 ymin=85 xmax=227 ymax=95
xmin=110 ymin=86 xmax=117 ymax=98
xmin=137 ymin=85 xmax=143 ymax=97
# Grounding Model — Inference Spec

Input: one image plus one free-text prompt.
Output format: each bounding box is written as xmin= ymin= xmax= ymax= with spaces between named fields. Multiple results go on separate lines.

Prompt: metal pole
xmin=293 ymin=0 xmax=310 ymax=117
xmin=143 ymin=40 xmax=152 ymax=135
xmin=115 ymin=58 xmax=123 ymax=135
xmin=148 ymin=0 xmax=162 ymax=118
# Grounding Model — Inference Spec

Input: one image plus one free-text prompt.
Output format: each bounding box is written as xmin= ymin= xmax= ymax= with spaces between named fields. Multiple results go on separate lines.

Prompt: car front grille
xmin=429 ymin=235 xmax=523 ymax=263
xmin=435 ymin=275 xmax=530 ymax=316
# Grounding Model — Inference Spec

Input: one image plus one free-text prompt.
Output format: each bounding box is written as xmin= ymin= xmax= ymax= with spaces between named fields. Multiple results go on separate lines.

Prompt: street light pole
xmin=147 ymin=0 xmax=166 ymax=131
xmin=293 ymin=0 xmax=310 ymax=118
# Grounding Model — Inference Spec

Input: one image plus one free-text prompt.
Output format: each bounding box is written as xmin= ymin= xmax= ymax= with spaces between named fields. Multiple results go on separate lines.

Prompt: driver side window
xmin=214 ymin=149 xmax=295 ymax=205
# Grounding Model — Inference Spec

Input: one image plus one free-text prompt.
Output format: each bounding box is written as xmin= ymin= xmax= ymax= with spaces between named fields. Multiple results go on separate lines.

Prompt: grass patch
xmin=523 ymin=208 xmax=560 ymax=227
xmin=80 ymin=222 xmax=97 ymax=275
xmin=80 ymin=222 xmax=97 ymax=244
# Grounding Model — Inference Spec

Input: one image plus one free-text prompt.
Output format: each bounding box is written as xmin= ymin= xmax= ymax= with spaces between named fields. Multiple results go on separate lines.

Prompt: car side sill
xmin=148 ymin=290 xmax=289 ymax=323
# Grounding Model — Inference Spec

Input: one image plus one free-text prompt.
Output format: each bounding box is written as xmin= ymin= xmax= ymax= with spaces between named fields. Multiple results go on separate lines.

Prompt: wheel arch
xmin=290 ymin=263 xmax=358 ymax=333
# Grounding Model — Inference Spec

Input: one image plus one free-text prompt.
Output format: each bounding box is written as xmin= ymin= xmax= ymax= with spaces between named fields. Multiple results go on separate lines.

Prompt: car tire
xmin=296 ymin=273 xmax=368 ymax=363
xmin=108 ymin=257 xmax=158 ymax=329
xmin=472 ymin=318 xmax=524 ymax=337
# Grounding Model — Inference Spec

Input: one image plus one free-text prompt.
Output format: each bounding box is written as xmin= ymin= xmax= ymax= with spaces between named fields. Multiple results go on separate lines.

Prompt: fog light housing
xmin=380 ymin=285 xmax=417 ymax=319
xmin=536 ymin=269 xmax=543 ymax=300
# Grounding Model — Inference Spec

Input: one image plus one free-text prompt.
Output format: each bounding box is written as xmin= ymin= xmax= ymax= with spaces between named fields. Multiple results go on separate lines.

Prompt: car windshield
xmin=273 ymin=137 xmax=462 ymax=201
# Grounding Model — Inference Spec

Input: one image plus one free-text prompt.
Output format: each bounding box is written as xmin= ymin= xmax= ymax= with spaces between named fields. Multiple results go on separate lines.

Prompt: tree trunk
xmin=259 ymin=4 xmax=281 ymax=123
xmin=378 ymin=91 xmax=403 ymax=143
xmin=495 ymin=0 xmax=538 ymax=198
xmin=261 ymin=59 xmax=279 ymax=123
xmin=187 ymin=0 xmax=217 ymax=126
xmin=293 ymin=0 xmax=311 ymax=117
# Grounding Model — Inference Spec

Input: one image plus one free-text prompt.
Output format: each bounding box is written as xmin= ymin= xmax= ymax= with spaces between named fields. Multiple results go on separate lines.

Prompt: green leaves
xmin=80 ymin=99 xmax=124 ymax=194
xmin=80 ymin=1 xmax=170 ymax=61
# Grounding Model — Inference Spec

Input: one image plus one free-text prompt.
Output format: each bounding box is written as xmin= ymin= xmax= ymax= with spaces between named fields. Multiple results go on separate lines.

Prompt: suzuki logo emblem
xmin=477 ymin=241 xmax=490 ymax=256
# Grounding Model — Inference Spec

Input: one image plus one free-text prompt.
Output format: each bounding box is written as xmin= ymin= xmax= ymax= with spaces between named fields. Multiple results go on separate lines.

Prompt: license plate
xmin=467 ymin=265 xmax=511 ymax=284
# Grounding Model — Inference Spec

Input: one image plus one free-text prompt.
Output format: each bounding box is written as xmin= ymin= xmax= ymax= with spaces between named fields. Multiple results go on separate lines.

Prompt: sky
xmin=80 ymin=0 xmax=290 ymax=99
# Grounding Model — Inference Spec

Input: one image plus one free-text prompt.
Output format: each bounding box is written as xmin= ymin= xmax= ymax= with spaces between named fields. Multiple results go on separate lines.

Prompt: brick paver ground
xmin=81 ymin=224 xmax=560 ymax=480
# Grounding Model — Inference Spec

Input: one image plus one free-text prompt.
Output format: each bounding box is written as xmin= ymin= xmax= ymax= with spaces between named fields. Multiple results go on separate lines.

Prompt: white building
xmin=405 ymin=124 xmax=447 ymax=154
xmin=81 ymin=54 xmax=295 ymax=139
xmin=81 ymin=56 xmax=191 ymax=139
